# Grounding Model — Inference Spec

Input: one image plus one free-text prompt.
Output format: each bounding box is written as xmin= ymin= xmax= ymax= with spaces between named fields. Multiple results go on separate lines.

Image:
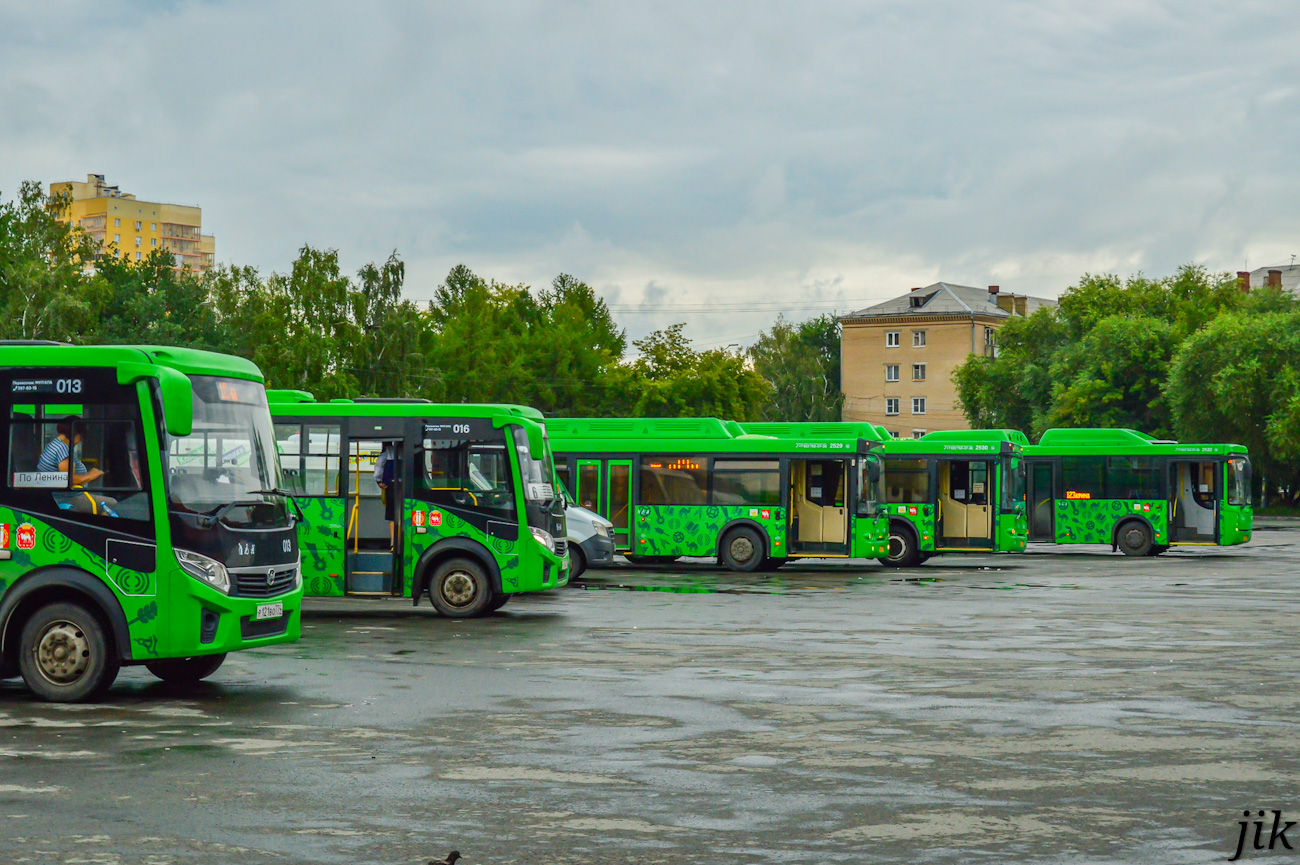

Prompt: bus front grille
xmin=230 ymin=564 xmax=299 ymax=598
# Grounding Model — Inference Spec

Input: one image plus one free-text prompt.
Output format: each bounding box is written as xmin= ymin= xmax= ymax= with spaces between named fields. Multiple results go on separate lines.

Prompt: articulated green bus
xmin=0 ymin=343 xmax=302 ymax=702
xmin=267 ymin=393 xmax=568 ymax=617
xmin=741 ymin=424 xmax=1028 ymax=567
xmin=1023 ymin=428 xmax=1252 ymax=555
xmin=547 ymin=418 xmax=889 ymax=571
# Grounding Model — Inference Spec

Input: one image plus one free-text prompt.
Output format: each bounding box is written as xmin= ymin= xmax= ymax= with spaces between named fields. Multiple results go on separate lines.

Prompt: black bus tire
xmin=1148 ymin=544 xmax=1170 ymax=557
xmin=759 ymin=557 xmax=787 ymax=572
xmin=487 ymin=592 xmax=511 ymax=613
xmin=878 ymin=522 xmax=922 ymax=568
xmin=569 ymin=547 xmax=587 ymax=580
xmin=428 ymin=558 xmax=494 ymax=618
xmin=1117 ymin=521 xmax=1153 ymax=557
xmin=720 ymin=526 xmax=766 ymax=572
xmin=146 ymin=654 xmax=227 ymax=685
xmin=19 ymin=601 xmax=120 ymax=703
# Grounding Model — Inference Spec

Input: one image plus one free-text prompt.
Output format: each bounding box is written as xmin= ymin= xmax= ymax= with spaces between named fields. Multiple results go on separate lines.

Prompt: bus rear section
xmin=269 ymin=394 xmax=568 ymax=618
xmin=0 ymin=345 xmax=302 ymax=702
xmin=878 ymin=430 xmax=1028 ymax=567
xmin=1023 ymin=428 xmax=1252 ymax=555
xmin=548 ymin=417 xmax=889 ymax=572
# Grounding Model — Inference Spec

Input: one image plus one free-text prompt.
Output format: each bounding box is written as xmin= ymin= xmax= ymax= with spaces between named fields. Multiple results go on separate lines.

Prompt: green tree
xmin=0 ymin=182 xmax=101 ymax=342
xmin=1168 ymin=310 xmax=1300 ymax=500
xmin=93 ymin=250 xmax=227 ymax=349
xmin=627 ymin=324 xmax=770 ymax=419
xmin=749 ymin=314 xmax=843 ymax=421
xmin=952 ymin=307 xmax=1066 ymax=435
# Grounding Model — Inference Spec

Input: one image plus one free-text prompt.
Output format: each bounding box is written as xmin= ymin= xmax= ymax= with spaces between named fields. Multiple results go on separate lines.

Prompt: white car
xmin=563 ymin=499 xmax=615 ymax=579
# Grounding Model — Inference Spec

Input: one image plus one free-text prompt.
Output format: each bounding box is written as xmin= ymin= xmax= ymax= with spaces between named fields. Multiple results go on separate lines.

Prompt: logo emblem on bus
xmin=16 ymin=523 xmax=35 ymax=550
xmin=267 ymin=568 xmax=277 ymax=587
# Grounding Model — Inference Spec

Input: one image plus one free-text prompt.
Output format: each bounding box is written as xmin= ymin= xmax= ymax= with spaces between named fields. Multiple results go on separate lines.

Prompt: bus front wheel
xmin=720 ymin=527 xmax=766 ymax=572
xmin=19 ymin=601 xmax=120 ymax=703
xmin=1148 ymin=544 xmax=1170 ymax=557
xmin=146 ymin=654 xmax=227 ymax=685
xmin=428 ymin=558 xmax=494 ymax=618
xmin=878 ymin=523 xmax=922 ymax=568
xmin=1117 ymin=522 xmax=1153 ymax=557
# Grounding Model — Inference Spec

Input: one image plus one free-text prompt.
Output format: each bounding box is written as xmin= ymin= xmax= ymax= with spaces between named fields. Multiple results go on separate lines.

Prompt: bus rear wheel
xmin=720 ymin=527 xmax=766 ymax=572
xmin=487 ymin=592 xmax=511 ymax=613
xmin=1148 ymin=544 xmax=1170 ymax=557
xmin=146 ymin=654 xmax=227 ymax=685
xmin=19 ymin=602 xmax=120 ymax=703
xmin=429 ymin=558 xmax=494 ymax=618
xmin=1117 ymin=522 xmax=1153 ymax=557
xmin=878 ymin=523 xmax=922 ymax=568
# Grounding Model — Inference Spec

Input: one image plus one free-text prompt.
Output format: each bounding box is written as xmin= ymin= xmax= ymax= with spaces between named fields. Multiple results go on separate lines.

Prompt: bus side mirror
xmin=500 ymin=418 xmax=545 ymax=460
xmin=118 ymin=363 xmax=194 ymax=437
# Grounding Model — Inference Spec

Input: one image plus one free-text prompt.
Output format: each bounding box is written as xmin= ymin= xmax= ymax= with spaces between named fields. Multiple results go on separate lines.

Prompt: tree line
xmin=0 ymin=181 xmax=843 ymax=422
xmin=953 ymin=265 xmax=1300 ymax=505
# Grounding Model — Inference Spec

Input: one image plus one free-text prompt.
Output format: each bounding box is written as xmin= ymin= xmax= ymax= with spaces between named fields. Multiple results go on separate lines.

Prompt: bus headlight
xmin=176 ymin=549 xmax=231 ymax=595
xmin=529 ymin=526 xmax=556 ymax=553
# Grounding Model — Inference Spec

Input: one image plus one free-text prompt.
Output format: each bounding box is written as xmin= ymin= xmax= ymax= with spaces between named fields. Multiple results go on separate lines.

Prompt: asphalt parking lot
xmin=3 ymin=527 xmax=1300 ymax=865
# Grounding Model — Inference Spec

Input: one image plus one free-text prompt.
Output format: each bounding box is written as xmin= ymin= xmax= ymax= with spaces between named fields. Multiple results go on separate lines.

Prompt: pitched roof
xmin=1247 ymin=264 xmax=1300 ymax=295
xmin=840 ymin=282 xmax=1055 ymax=320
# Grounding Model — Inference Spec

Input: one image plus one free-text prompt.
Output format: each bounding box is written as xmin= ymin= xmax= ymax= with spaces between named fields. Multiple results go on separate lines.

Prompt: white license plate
xmin=255 ymin=602 xmax=283 ymax=621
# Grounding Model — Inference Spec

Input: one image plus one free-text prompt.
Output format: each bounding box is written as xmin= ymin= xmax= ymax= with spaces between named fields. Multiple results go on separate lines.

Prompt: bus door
xmin=1169 ymin=460 xmax=1218 ymax=543
xmin=789 ymin=459 xmax=849 ymax=555
xmin=606 ymin=460 xmax=632 ymax=550
xmin=1026 ymin=460 xmax=1056 ymax=542
xmin=937 ymin=460 xmax=994 ymax=547
xmin=345 ymin=437 xmax=404 ymax=594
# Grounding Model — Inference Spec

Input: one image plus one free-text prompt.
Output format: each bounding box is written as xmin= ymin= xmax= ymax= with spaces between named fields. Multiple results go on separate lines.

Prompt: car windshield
xmin=513 ymin=426 xmax=555 ymax=502
xmin=1227 ymin=456 xmax=1251 ymax=507
xmin=165 ymin=376 xmax=289 ymax=527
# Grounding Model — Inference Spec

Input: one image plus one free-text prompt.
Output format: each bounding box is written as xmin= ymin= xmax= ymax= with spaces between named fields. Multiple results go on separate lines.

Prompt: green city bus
xmin=0 ymin=343 xmax=303 ymax=702
xmin=1022 ymin=428 xmax=1252 ymax=555
xmin=267 ymin=392 xmax=568 ymax=617
xmin=741 ymin=424 xmax=1029 ymax=567
xmin=547 ymin=417 xmax=889 ymax=571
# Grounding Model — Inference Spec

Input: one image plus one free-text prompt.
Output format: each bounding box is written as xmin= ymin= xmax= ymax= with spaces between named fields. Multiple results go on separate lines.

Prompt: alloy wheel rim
xmin=888 ymin=534 xmax=907 ymax=561
xmin=35 ymin=621 xmax=90 ymax=685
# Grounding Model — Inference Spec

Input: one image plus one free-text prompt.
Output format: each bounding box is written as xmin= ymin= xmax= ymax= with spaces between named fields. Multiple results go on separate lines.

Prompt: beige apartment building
xmin=49 ymin=174 xmax=215 ymax=272
xmin=840 ymin=282 xmax=1054 ymax=437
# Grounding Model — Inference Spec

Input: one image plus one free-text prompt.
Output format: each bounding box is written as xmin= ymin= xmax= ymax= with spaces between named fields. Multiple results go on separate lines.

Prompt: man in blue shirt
xmin=37 ymin=418 xmax=103 ymax=487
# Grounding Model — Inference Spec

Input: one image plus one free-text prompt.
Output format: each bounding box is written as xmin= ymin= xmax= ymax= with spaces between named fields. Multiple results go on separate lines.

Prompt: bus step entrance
xmin=346 ymin=551 xmax=393 ymax=594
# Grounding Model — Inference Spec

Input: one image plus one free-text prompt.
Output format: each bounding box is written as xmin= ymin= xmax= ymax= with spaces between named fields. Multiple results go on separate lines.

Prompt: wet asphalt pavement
xmin=3 ymin=529 xmax=1300 ymax=865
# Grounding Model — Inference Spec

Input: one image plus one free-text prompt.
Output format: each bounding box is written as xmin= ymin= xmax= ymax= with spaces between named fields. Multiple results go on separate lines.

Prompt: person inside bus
xmin=374 ymin=443 xmax=397 ymax=548
xmin=37 ymin=416 xmax=119 ymax=516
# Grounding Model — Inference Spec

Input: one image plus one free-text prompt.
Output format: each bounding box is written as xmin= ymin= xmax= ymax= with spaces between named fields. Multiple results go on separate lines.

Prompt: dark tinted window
xmin=640 ymin=456 xmax=707 ymax=506
xmin=1106 ymin=456 xmax=1161 ymax=499
xmin=711 ymin=459 xmax=780 ymax=506
xmin=884 ymin=458 xmax=929 ymax=503
xmin=1061 ymin=456 xmax=1105 ymax=499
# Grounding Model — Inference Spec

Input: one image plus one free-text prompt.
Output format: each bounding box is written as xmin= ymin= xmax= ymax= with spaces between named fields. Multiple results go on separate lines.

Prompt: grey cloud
xmin=2 ymin=0 xmax=1298 ymax=341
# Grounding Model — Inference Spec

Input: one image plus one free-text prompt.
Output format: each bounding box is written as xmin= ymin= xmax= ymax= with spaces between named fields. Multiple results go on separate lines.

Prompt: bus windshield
xmin=1002 ymin=457 xmax=1026 ymax=510
xmin=166 ymin=376 xmax=288 ymax=527
xmin=857 ymin=454 xmax=885 ymax=517
xmin=513 ymin=426 xmax=555 ymax=502
xmin=1227 ymin=457 xmax=1251 ymax=506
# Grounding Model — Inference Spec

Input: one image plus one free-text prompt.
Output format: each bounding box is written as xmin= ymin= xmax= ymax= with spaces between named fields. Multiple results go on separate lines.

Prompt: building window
xmin=912 ymin=397 xmax=926 ymax=414
xmin=885 ymin=398 xmax=900 ymax=416
xmin=885 ymin=364 xmax=899 ymax=382
xmin=114 ymin=218 xmax=120 ymax=227
xmin=114 ymin=234 xmax=120 ymax=244
xmin=134 ymin=221 xmax=141 ymax=230
xmin=151 ymin=238 xmax=157 ymax=247
xmin=151 ymin=223 xmax=157 ymax=231
xmin=134 ymin=251 xmax=141 ymax=260
xmin=913 ymin=330 xmax=927 ymax=347
xmin=912 ymin=363 xmax=926 ymax=381
xmin=134 ymin=236 xmax=142 ymax=247
xmin=912 ymin=429 xmax=927 ymax=439
xmin=985 ymin=326 xmax=996 ymax=346
xmin=886 ymin=331 xmax=900 ymax=348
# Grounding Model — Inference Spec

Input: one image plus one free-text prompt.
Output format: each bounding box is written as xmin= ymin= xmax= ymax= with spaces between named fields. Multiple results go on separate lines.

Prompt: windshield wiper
xmin=247 ymin=488 xmax=306 ymax=521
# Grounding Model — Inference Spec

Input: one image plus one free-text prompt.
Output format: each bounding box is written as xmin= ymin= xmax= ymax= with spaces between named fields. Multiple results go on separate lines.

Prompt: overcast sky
xmin=2 ymin=1 xmax=1297 ymax=346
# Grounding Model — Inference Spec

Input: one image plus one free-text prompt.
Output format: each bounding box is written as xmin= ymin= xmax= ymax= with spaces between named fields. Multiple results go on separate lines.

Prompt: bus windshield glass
xmin=165 ymin=376 xmax=289 ymax=527
xmin=1227 ymin=457 xmax=1251 ymax=506
xmin=857 ymin=454 xmax=884 ymax=517
xmin=1002 ymin=457 xmax=1026 ymax=510
xmin=513 ymin=426 xmax=554 ymax=502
